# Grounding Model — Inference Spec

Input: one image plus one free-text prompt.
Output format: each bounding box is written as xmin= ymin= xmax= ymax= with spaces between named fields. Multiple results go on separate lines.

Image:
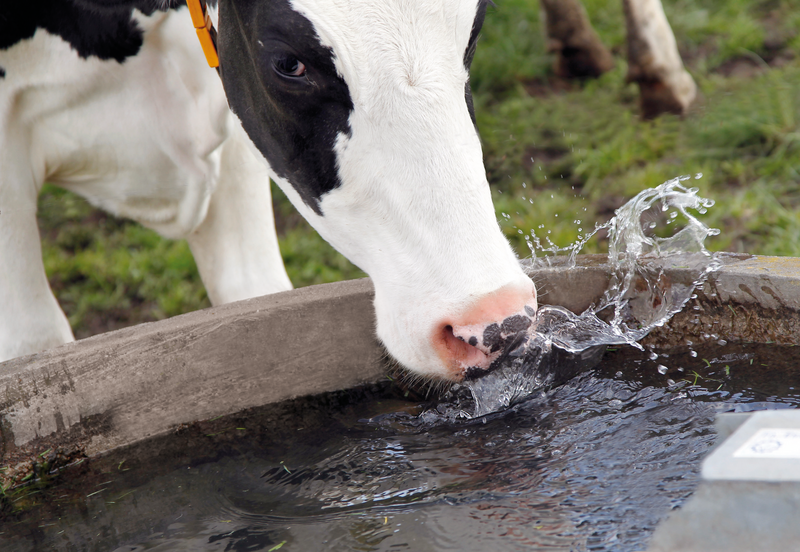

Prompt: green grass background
xmin=37 ymin=0 xmax=800 ymax=338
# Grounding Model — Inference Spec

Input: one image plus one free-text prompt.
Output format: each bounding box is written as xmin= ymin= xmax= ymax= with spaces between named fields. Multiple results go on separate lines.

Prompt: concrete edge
xmin=1 ymin=254 xmax=799 ymax=470
xmin=0 ymin=279 xmax=382 ymax=465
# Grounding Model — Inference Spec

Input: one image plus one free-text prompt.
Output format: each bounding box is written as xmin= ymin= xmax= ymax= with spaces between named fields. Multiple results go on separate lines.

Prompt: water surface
xmin=2 ymin=343 xmax=798 ymax=552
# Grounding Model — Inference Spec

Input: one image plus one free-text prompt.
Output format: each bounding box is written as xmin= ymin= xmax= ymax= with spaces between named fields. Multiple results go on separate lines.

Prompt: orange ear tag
xmin=186 ymin=0 xmax=220 ymax=68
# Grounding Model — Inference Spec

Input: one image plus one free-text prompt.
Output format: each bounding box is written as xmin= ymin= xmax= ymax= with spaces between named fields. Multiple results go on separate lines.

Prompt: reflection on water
xmin=2 ymin=344 xmax=799 ymax=552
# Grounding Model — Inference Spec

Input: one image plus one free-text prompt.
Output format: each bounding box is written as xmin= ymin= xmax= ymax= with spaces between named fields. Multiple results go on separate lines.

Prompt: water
xmin=2 ymin=343 xmax=800 ymax=552
xmin=469 ymin=178 xmax=722 ymax=416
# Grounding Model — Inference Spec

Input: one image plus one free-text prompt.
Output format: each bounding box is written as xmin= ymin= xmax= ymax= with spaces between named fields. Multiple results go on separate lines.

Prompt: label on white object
xmin=733 ymin=428 xmax=800 ymax=459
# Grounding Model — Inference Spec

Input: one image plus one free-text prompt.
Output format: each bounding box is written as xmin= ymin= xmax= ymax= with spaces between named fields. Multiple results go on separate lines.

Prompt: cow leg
xmin=186 ymin=126 xmax=292 ymax=305
xmin=539 ymin=0 xmax=615 ymax=79
xmin=623 ymin=0 xmax=697 ymax=118
xmin=0 ymin=175 xmax=74 ymax=362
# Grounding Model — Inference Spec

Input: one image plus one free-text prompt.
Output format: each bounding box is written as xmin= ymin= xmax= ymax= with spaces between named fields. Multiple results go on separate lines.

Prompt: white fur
xmin=623 ymin=0 xmax=697 ymax=110
xmin=0 ymin=8 xmax=291 ymax=362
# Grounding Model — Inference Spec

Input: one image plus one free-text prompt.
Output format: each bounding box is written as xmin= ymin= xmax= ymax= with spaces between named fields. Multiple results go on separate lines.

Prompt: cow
xmin=540 ymin=0 xmax=697 ymax=118
xmin=0 ymin=0 xmax=537 ymax=382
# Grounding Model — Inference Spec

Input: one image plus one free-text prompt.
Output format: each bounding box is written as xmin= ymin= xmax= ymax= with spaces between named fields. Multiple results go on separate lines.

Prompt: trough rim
xmin=1 ymin=254 xmax=799 ymax=481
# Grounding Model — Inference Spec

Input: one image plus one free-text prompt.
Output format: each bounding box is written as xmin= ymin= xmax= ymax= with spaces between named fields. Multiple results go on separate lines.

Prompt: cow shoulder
xmin=0 ymin=0 xmax=190 ymax=62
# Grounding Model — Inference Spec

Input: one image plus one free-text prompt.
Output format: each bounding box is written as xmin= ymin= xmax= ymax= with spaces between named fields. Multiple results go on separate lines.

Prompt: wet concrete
xmin=643 ymin=254 xmax=800 ymax=349
xmin=648 ymin=410 xmax=800 ymax=552
xmin=648 ymin=481 xmax=800 ymax=552
xmin=1 ymin=255 xmax=799 ymax=484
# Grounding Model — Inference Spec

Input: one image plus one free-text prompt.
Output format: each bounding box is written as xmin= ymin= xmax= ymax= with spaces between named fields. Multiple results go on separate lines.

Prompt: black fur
xmin=0 ymin=1 xmax=188 ymax=63
xmin=217 ymin=0 xmax=354 ymax=215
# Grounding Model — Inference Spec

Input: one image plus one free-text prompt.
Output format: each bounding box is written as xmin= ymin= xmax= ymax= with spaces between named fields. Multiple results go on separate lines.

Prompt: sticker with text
xmin=733 ymin=428 xmax=800 ymax=459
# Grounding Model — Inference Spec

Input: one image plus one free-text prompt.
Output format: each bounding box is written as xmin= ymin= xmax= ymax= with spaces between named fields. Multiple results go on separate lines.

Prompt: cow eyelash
xmin=272 ymin=53 xmax=307 ymax=79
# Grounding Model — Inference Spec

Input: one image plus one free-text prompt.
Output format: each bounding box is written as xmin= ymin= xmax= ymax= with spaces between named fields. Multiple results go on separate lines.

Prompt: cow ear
xmin=464 ymin=0 xmax=489 ymax=70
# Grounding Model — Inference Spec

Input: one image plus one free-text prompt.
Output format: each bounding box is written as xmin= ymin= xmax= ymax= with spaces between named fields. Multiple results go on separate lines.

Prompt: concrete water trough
xmin=1 ymin=253 xmax=799 ymax=550
xmin=1 ymin=253 xmax=799 ymax=469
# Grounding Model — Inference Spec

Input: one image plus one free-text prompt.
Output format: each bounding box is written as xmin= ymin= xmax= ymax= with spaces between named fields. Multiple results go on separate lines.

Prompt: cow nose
xmin=453 ymin=310 xmax=535 ymax=355
xmin=451 ymin=309 xmax=534 ymax=377
xmin=434 ymin=283 xmax=537 ymax=381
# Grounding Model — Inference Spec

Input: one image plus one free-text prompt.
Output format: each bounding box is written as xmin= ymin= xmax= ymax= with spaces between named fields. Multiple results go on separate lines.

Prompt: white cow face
xmin=217 ymin=0 xmax=537 ymax=381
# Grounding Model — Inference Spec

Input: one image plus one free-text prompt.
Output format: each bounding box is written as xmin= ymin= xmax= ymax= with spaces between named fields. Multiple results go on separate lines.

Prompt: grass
xmin=481 ymin=59 xmax=800 ymax=256
xmin=36 ymin=0 xmax=800 ymax=337
xmin=37 ymin=184 xmax=366 ymax=336
xmin=38 ymin=188 xmax=209 ymax=338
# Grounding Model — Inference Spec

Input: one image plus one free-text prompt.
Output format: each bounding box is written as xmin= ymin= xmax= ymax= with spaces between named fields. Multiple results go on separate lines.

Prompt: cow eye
xmin=273 ymin=54 xmax=307 ymax=78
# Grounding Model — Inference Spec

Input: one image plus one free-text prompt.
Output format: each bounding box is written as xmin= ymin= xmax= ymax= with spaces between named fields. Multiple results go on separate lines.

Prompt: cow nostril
xmin=445 ymin=325 xmax=466 ymax=342
xmin=439 ymin=323 xmax=495 ymax=380
xmin=446 ymin=324 xmax=481 ymax=350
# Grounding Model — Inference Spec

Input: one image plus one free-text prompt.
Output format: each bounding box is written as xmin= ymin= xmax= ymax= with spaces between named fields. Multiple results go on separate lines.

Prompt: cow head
xmin=215 ymin=0 xmax=537 ymax=381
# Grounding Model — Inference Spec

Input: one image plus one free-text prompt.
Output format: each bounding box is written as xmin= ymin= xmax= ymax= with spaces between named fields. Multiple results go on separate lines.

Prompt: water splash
xmin=466 ymin=177 xmax=722 ymax=417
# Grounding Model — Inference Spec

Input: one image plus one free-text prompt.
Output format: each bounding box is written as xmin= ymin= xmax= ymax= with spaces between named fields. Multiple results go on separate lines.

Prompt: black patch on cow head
xmin=0 ymin=67 xmax=5 ymax=79
xmin=217 ymin=0 xmax=354 ymax=215
xmin=0 ymin=0 xmax=182 ymax=62
xmin=463 ymin=0 xmax=489 ymax=125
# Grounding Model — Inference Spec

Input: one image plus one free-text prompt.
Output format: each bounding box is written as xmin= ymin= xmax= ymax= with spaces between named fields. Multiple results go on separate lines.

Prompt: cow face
xmin=216 ymin=0 xmax=537 ymax=381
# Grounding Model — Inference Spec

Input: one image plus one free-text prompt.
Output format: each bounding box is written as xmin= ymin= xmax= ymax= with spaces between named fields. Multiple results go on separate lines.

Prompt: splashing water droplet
xmin=463 ymin=178 xmax=721 ymax=417
xmin=657 ymin=365 xmax=669 ymax=375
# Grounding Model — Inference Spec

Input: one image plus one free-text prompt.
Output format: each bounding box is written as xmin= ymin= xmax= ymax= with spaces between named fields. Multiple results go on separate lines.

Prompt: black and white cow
xmin=0 ymin=0 xmax=537 ymax=381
